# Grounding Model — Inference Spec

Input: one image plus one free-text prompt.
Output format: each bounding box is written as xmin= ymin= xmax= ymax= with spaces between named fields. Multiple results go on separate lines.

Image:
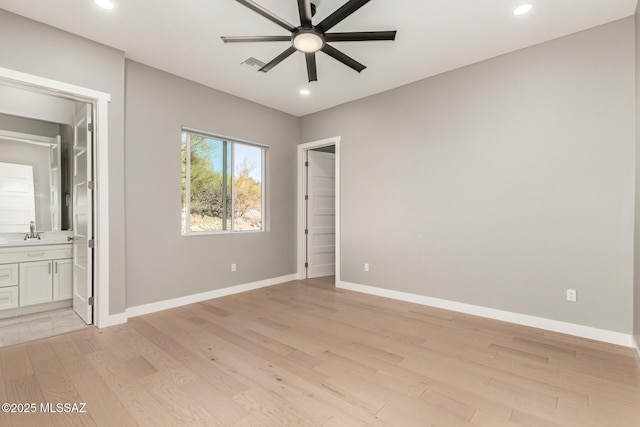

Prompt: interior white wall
xmin=301 ymin=18 xmax=636 ymax=334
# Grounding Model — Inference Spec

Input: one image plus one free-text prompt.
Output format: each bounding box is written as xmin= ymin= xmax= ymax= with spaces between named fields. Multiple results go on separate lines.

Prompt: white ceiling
xmin=0 ymin=0 xmax=637 ymax=116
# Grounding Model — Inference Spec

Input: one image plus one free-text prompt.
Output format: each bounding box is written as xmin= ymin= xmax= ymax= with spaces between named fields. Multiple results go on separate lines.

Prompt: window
xmin=181 ymin=128 xmax=266 ymax=234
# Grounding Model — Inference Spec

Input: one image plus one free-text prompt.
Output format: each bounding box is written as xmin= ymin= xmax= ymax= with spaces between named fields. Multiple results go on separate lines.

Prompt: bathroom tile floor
xmin=0 ymin=308 xmax=87 ymax=347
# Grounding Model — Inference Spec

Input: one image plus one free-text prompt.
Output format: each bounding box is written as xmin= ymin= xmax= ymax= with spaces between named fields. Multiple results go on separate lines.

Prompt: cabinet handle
xmin=55 ymin=262 xmax=58 ymax=274
xmin=0 ymin=296 xmax=9 ymax=301
xmin=49 ymin=263 xmax=51 ymax=275
xmin=28 ymin=252 xmax=45 ymax=257
xmin=0 ymin=273 xmax=9 ymax=279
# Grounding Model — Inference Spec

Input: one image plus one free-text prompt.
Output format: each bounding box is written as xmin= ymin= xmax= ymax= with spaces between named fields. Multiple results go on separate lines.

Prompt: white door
xmin=72 ymin=105 xmax=93 ymax=324
xmin=306 ymin=150 xmax=335 ymax=278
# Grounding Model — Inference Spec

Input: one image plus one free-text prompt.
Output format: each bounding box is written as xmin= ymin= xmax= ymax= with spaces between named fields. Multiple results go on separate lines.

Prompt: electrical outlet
xmin=364 ymin=263 xmax=369 ymax=272
xmin=566 ymin=289 xmax=577 ymax=302
xmin=231 ymin=263 xmax=237 ymax=272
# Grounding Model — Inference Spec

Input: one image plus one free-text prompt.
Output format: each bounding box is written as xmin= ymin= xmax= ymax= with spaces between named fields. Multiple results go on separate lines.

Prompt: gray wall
xmin=0 ymin=113 xmax=60 ymax=137
xmin=0 ymin=85 xmax=75 ymax=125
xmin=301 ymin=18 xmax=636 ymax=334
xmin=124 ymin=61 xmax=298 ymax=307
xmin=0 ymin=10 xmax=127 ymax=315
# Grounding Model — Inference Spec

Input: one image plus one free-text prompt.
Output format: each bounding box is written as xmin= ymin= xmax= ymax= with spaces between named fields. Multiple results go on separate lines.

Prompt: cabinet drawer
xmin=0 ymin=286 xmax=19 ymax=310
xmin=0 ymin=264 xmax=18 ymax=288
xmin=0 ymin=244 xmax=72 ymax=264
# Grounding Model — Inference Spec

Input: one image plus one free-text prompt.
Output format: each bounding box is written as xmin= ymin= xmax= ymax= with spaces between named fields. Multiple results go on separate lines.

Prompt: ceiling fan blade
xmin=297 ymin=0 xmax=313 ymax=27
xmin=324 ymin=31 xmax=397 ymax=42
xmin=305 ymin=52 xmax=318 ymax=82
xmin=221 ymin=36 xmax=292 ymax=43
xmin=259 ymin=46 xmax=297 ymax=72
xmin=316 ymin=0 xmax=371 ymax=32
xmin=235 ymin=0 xmax=296 ymax=32
xmin=321 ymin=44 xmax=366 ymax=73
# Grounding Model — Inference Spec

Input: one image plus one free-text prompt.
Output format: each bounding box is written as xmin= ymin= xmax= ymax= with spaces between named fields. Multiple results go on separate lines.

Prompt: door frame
xmin=297 ymin=136 xmax=341 ymax=282
xmin=0 ymin=66 xmax=112 ymax=328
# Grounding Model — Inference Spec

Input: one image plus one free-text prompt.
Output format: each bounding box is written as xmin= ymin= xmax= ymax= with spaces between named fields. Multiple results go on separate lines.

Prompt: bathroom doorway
xmin=0 ymin=106 xmax=91 ymax=346
xmin=0 ymin=67 xmax=110 ymax=346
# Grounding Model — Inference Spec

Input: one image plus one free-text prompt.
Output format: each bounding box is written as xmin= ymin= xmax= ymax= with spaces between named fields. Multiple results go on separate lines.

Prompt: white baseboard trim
xmin=97 ymin=312 xmax=128 ymax=328
xmin=633 ymin=336 xmax=640 ymax=363
xmin=126 ymin=274 xmax=297 ymax=319
xmin=338 ymin=281 xmax=635 ymax=348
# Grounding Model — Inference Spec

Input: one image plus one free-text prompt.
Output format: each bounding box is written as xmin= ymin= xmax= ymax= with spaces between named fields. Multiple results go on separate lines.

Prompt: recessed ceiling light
xmin=300 ymin=89 xmax=311 ymax=95
xmin=513 ymin=4 xmax=533 ymax=16
xmin=95 ymin=0 xmax=115 ymax=10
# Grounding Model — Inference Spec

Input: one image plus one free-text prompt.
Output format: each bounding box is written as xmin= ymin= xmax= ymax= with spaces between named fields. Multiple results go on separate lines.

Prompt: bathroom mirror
xmin=0 ymin=112 xmax=74 ymax=232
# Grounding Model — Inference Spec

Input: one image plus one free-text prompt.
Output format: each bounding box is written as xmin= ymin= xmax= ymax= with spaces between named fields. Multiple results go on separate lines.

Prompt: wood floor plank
xmin=470 ymin=408 xmax=516 ymax=427
xmin=66 ymin=366 xmax=138 ymax=427
xmin=144 ymin=380 xmax=226 ymax=426
xmin=25 ymin=340 xmax=97 ymax=427
xmin=48 ymin=335 xmax=95 ymax=377
xmin=129 ymin=316 xmax=249 ymax=397
xmin=5 ymin=374 xmax=54 ymax=427
xmin=0 ymin=383 xmax=13 ymax=427
xmin=180 ymin=379 xmax=249 ymax=425
xmin=85 ymin=348 xmax=177 ymax=426
xmin=0 ymin=346 xmax=33 ymax=383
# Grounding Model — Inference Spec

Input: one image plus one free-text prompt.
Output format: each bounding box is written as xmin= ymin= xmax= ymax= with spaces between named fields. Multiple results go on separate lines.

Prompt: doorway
xmin=297 ymin=137 xmax=341 ymax=282
xmin=0 ymin=105 xmax=93 ymax=346
xmin=306 ymin=147 xmax=335 ymax=278
xmin=0 ymin=66 xmax=111 ymax=343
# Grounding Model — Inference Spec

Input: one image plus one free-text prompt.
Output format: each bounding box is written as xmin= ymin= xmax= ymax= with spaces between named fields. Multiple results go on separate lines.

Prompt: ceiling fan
xmin=221 ymin=0 xmax=397 ymax=82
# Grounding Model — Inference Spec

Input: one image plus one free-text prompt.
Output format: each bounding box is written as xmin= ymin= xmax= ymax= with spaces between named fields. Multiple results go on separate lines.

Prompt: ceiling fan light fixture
xmin=293 ymin=31 xmax=324 ymax=53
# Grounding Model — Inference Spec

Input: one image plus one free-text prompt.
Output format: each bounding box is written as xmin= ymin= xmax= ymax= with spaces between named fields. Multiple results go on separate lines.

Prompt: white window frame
xmin=181 ymin=126 xmax=268 ymax=236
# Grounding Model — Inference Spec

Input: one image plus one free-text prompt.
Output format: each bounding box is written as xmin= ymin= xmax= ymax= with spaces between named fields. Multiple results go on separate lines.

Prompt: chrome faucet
xmin=24 ymin=221 xmax=41 ymax=240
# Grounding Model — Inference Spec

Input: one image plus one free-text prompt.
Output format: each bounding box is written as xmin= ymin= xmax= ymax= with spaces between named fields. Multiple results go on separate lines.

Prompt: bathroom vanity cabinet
xmin=0 ymin=244 xmax=72 ymax=310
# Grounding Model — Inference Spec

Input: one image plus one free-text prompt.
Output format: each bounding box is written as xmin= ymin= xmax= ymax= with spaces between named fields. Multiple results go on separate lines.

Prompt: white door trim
xmin=297 ymin=136 xmax=341 ymax=283
xmin=0 ymin=66 xmax=114 ymax=328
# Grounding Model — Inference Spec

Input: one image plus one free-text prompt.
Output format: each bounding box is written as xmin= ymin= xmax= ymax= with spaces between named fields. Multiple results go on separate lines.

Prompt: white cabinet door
xmin=19 ymin=261 xmax=53 ymax=306
xmin=53 ymin=259 xmax=72 ymax=301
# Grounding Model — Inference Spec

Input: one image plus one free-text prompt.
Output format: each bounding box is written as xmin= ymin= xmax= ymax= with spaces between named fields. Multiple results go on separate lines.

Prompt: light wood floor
xmin=0 ymin=277 xmax=639 ymax=426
